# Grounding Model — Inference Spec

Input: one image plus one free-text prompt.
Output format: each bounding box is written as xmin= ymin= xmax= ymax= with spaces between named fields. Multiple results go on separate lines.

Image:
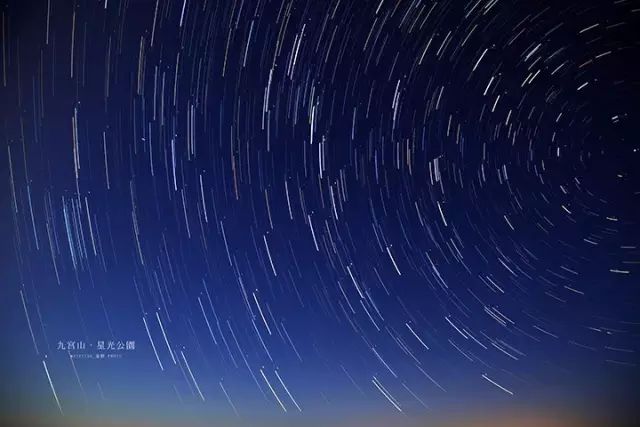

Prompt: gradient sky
xmin=1 ymin=0 xmax=639 ymax=425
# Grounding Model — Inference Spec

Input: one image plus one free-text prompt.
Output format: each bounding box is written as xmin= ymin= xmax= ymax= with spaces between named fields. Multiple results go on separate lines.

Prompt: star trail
xmin=1 ymin=0 xmax=639 ymax=426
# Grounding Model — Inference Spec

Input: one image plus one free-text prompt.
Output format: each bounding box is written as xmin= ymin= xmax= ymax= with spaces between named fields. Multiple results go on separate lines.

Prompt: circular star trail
xmin=1 ymin=0 xmax=639 ymax=425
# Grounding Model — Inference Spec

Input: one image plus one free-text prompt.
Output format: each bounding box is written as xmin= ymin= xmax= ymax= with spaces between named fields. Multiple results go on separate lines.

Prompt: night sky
xmin=1 ymin=0 xmax=640 ymax=426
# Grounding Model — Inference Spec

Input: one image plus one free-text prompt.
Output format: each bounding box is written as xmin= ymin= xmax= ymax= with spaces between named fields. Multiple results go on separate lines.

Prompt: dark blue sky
xmin=1 ymin=0 xmax=639 ymax=425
